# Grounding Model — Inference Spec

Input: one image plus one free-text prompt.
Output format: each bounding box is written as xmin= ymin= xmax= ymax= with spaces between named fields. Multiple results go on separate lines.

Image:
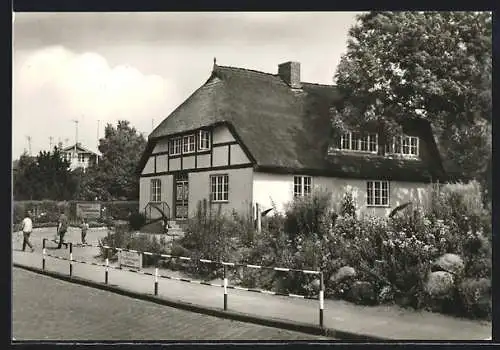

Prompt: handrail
xmin=144 ymin=201 xmax=171 ymax=225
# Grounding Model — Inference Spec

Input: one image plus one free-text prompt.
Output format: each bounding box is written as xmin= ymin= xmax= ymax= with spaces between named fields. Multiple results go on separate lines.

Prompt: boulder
xmin=433 ymin=253 xmax=464 ymax=275
xmin=425 ymin=271 xmax=455 ymax=296
xmin=332 ymin=266 xmax=356 ymax=282
xmin=309 ymin=279 xmax=321 ymax=291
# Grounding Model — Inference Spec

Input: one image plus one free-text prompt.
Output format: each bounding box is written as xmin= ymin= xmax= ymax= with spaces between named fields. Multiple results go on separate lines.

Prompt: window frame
xmin=338 ymin=132 xmax=378 ymax=154
xmin=386 ymin=135 xmax=419 ymax=157
xmin=183 ymin=134 xmax=196 ymax=154
xmin=198 ymin=130 xmax=211 ymax=151
xmin=150 ymin=178 xmax=162 ymax=202
xmin=293 ymin=175 xmax=312 ymax=197
xmin=366 ymin=180 xmax=390 ymax=207
xmin=210 ymin=174 xmax=229 ymax=203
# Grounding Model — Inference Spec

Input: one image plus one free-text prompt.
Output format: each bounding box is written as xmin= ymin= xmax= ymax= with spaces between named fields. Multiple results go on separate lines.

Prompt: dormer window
xmin=339 ymin=132 xmax=378 ymax=153
xmin=183 ymin=134 xmax=196 ymax=154
xmin=169 ymin=138 xmax=183 ymax=156
xmin=385 ymin=135 xmax=419 ymax=157
xmin=198 ymin=130 xmax=210 ymax=151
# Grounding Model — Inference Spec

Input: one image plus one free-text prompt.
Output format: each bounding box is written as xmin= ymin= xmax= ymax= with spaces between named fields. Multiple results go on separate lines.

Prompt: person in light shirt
xmin=21 ymin=210 xmax=34 ymax=252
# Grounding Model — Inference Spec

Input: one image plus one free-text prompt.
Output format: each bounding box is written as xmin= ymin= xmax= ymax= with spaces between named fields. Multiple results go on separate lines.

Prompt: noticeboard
xmin=76 ymin=203 xmax=101 ymax=219
xmin=118 ymin=250 xmax=143 ymax=270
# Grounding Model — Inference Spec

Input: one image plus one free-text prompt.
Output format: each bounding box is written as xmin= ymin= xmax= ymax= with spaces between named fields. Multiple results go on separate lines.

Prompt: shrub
xmin=129 ymin=212 xmax=146 ymax=231
xmin=457 ymin=278 xmax=491 ymax=320
xmin=284 ymin=190 xmax=332 ymax=241
xmin=340 ymin=191 xmax=356 ymax=218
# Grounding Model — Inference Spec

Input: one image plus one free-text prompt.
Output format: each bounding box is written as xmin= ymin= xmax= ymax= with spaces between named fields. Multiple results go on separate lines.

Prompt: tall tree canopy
xmin=77 ymin=120 xmax=147 ymax=201
xmin=331 ymin=11 xmax=491 ymax=194
xmin=13 ymin=148 xmax=75 ymax=200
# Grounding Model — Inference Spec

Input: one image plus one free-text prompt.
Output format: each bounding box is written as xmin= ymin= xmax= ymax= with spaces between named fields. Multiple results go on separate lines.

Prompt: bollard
xmin=105 ymin=256 xmax=109 ymax=284
xmin=69 ymin=243 xmax=73 ymax=278
xmin=154 ymin=266 xmax=159 ymax=296
xmin=223 ymin=264 xmax=228 ymax=311
xmin=319 ymin=272 xmax=324 ymax=328
xmin=42 ymin=238 xmax=46 ymax=271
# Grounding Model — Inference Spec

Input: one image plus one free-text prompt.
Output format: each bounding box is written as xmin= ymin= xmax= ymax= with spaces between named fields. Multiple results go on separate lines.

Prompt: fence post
xmin=319 ymin=271 xmax=324 ymax=328
xmin=154 ymin=265 xmax=159 ymax=296
xmin=223 ymin=264 xmax=228 ymax=311
xmin=105 ymin=255 xmax=109 ymax=285
xmin=256 ymin=203 xmax=261 ymax=233
xmin=69 ymin=243 xmax=73 ymax=278
xmin=42 ymin=238 xmax=46 ymax=271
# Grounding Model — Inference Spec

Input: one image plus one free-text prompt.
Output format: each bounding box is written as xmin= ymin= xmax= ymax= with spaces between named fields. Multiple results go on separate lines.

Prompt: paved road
xmin=12 ymin=268 xmax=331 ymax=341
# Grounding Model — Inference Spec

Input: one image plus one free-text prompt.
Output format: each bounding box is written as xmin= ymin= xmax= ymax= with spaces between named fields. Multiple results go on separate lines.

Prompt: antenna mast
xmin=26 ymin=136 xmax=32 ymax=156
xmin=71 ymin=119 xmax=79 ymax=153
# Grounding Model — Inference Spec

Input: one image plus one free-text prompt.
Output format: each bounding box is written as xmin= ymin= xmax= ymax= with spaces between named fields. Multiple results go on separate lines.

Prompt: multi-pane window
xmin=169 ymin=138 xmax=183 ymax=156
xmin=367 ymin=181 xmax=389 ymax=206
xmin=294 ymin=176 xmax=312 ymax=197
xmin=78 ymin=154 xmax=85 ymax=162
xmin=183 ymin=134 xmax=196 ymax=154
xmin=199 ymin=130 xmax=210 ymax=151
xmin=386 ymin=136 xmax=419 ymax=156
xmin=150 ymin=179 xmax=162 ymax=202
xmin=210 ymin=174 xmax=229 ymax=202
xmin=339 ymin=132 xmax=378 ymax=153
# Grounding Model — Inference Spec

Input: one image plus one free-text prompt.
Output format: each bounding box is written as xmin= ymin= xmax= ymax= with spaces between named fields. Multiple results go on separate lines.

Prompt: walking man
xmin=21 ymin=210 xmax=34 ymax=252
xmin=57 ymin=211 xmax=69 ymax=249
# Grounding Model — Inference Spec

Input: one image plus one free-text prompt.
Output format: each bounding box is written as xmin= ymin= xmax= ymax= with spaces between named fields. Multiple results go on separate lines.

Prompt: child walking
xmin=81 ymin=218 xmax=89 ymax=245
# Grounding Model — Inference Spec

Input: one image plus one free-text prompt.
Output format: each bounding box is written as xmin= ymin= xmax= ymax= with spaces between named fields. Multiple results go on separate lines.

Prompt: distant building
xmin=61 ymin=143 xmax=101 ymax=172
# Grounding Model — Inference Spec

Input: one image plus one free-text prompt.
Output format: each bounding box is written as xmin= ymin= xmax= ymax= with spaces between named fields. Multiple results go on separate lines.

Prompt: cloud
xmin=13 ymin=46 xmax=171 ymax=157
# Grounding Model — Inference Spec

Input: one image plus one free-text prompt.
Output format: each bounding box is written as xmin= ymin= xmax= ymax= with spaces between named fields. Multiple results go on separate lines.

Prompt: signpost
xmin=118 ymin=250 xmax=143 ymax=270
xmin=76 ymin=202 xmax=101 ymax=220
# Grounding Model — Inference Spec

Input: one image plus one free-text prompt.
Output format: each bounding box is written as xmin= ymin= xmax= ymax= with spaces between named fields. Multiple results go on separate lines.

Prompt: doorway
xmin=174 ymin=173 xmax=189 ymax=220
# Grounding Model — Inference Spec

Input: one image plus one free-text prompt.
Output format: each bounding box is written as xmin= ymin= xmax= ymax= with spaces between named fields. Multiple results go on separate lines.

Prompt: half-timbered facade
xmin=137 ymin=61 xmax=445 ymax=221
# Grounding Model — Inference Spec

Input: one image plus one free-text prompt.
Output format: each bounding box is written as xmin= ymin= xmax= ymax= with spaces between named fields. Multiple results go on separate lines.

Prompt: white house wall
xmin=139 ymin=175 xmax=174 ymax=218
xmin=139 ymin=124 xmax=254 ymax=220
xmin=212 ymin=125 xmax=235 ymax=143
xmin=142 ymin=158 xmax=155 ymax=175
xmin=253 ymin=172 xmax=431 ymax=217
xmin=152 ymin=139 xmax=169 ymax=153
xmin=188 ymin=167 xmax=254 ymax=217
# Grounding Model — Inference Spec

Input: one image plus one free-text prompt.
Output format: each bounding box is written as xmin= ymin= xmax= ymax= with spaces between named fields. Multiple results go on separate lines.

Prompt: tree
xmin=331 ymin=12 xmax=492 ymax=196
xmin=13 ymin=152 xmax=37 ymax=200
xmin=77 ymin=120 xmax=147 ymax=201
xmin=13 ymin=147 xmax=75 ymax=200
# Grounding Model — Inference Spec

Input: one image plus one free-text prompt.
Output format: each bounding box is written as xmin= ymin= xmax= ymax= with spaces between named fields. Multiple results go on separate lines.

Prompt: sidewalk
xmin=12 ymin=228 xmax=492 ymax=340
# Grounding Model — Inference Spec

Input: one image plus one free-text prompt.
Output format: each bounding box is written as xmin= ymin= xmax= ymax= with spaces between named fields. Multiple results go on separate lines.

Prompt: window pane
xmin=341 ymin=134 xmax=350 ymax=149
xmin=351 ymin=133 xmax=360 ymax=150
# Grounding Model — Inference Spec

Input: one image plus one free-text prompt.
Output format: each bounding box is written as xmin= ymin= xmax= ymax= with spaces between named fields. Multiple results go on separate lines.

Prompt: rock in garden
xmin=425 ymin=271 xmax=455 ymax=296
xmin=309 ymin=279 xmax=320 ymax=291
xmin=433 ymin=253 xmax=464 ymax=275
xmin=332 ymin=266 xmax=356 ymax=282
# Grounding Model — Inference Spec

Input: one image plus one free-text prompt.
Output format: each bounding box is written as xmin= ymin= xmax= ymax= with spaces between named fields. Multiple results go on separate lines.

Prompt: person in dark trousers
xmin=57 ymin=211 xmax=69 ymax=249
xmin=81 ymin=218 xmax=89 ymax=245
xmin=21 ymin=210 xmax=34 ymax=252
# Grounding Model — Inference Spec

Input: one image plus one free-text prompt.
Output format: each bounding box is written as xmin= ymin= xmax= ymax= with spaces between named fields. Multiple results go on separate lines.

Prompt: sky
xmin=12 ymin=12 xmax=361 ymax=159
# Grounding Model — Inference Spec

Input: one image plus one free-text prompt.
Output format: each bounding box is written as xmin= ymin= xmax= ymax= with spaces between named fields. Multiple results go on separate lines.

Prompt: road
xmin=12 ymin=267 xmax=332 ymax=341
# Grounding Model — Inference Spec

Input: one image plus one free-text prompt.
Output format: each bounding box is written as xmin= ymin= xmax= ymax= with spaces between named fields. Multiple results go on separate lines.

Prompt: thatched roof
xmin=140 ymin=64 xmax=445 ymax=182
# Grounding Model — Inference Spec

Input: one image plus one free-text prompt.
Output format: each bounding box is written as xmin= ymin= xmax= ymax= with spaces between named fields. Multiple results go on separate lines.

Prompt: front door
xmin=174 ymin=173 xmax=189 ymax=220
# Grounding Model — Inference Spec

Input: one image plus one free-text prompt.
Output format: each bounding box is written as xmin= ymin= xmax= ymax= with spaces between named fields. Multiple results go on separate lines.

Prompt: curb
xmin=13 ymin=263 xmax=386 ymax=341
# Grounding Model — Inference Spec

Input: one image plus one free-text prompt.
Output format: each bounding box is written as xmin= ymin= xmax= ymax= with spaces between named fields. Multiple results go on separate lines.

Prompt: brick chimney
xmin=278 ymin=61 xmax=301 ymax=89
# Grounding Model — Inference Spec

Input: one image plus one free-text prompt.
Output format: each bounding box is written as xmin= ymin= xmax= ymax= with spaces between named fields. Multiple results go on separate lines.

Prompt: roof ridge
xmin=216 ymin=65 xmax=278 ymax=77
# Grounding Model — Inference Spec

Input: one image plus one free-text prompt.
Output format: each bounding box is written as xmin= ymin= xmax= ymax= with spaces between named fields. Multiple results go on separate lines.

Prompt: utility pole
xmin=71 ymin=119 xmax=79 ymax=155
xmin=49 ymin=136 xmax=53 ymax=150
xmin=26 ymin=136 xmax=32 ymax=156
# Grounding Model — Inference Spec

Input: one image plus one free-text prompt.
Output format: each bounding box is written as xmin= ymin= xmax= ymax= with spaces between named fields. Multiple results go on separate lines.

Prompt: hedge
xmin=13 ymin=200 xmax=139 ymax=224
